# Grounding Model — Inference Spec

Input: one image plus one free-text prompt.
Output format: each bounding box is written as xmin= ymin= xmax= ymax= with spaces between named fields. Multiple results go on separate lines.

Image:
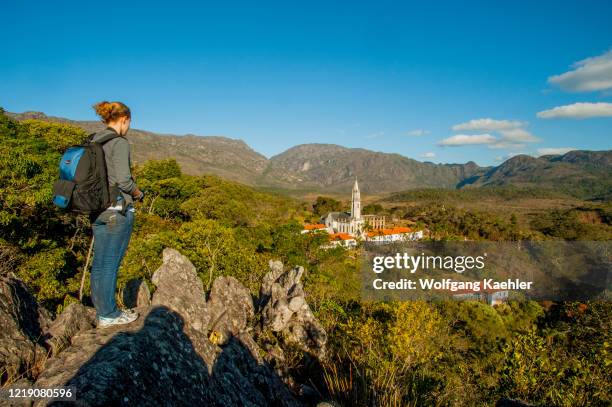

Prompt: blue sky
xmin=1 ymin=0 xmax=611 ymax=166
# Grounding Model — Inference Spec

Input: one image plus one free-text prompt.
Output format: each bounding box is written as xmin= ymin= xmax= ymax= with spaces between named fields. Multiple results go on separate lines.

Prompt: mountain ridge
xmin=7 ymin=111 xmax=611 ymax=198
xmin=259 ymin=142 xmax=489 ymax=193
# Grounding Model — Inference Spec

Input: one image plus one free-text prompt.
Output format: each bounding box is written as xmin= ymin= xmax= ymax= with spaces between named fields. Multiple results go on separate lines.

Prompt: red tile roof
xmin=366 ymin=227 xmax=413 ymax=237
xmin=303 ymin=223 xmax=326 ymax=230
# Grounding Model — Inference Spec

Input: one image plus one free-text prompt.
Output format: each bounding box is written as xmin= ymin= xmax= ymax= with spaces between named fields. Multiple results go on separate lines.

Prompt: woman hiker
xmin=90 ymin=101 xmax=144 ymax=328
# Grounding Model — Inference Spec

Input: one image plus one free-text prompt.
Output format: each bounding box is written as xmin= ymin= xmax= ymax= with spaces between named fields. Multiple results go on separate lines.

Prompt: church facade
xmin=321 ymin=179 xmax=385 ymax=238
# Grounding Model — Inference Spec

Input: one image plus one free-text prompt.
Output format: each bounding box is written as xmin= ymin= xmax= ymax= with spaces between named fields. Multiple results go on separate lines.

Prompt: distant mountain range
xmin=8 ymin=111 xmax=611 ymax=198
xmin=257 ymin=143 xmax=486 ymax=193
xmin=461 ymin=151 xmax=612 ymax=199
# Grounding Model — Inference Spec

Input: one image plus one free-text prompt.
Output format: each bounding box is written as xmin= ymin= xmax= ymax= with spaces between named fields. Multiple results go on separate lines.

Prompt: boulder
xmin=260 ymin=262 xmax=327 ymax=359
xmin=0 ymin=276 xmax=50 ymax=385
xmin=151 ymin=248 xmax=210 ymax=333
xmin=35 ymin=306 xmax=216 ymax=406
xmin=32 ymin=249 xmax=302 ymax=406
xmin=206 ymin=276 xmax=255 ymax=345
xmin=45 ymin=303 xmax=95 ymax=356
xmin=259 ymin=260 xmax=285 ymax=308
xmin=121 ymin=278 xmax=151 ymax=309
xmin=0 ymin=250 xmax=328 ymax=406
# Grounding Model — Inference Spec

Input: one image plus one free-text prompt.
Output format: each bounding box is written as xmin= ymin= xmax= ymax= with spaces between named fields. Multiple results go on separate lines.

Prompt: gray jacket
xmin=91 ymin=128 xmax=136 ymax=207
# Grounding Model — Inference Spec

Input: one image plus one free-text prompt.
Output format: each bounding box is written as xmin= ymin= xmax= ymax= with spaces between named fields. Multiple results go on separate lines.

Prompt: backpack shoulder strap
xmin=90 ymin=131 xmax=120 ymax=145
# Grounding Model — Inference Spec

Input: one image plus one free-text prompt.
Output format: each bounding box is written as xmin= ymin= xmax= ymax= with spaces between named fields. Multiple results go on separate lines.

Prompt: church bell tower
xmin=351 ymin=178 xmax=361 ymax=220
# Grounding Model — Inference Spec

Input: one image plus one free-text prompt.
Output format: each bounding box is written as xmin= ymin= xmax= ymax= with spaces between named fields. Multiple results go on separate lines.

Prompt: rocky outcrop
xmin=34 ymin=305 xmax=299 ymax=406
xmin=0 ymin=276 xmax=50 ymax=385
xmin=260 ymin=261 xmax=327 ymax=360
xmin=151 ymin=249 xmax=210 ymax=333
xmin=121 ymin=279 xmax=151 ymax=309
xmin=207 ymin=276 xmax=255 ymax=345
xmin=0 ymin=248 xmax=328 ymax=406
xmin=45 ymin=303 xmax=95 ymax=356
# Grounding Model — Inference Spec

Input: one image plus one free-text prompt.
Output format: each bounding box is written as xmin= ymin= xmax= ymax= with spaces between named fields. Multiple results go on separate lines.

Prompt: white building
xmin=300 ymin=223 xmax=328 ymax=234
xmin=366 ymin=227 xmax=424 ymax=243
xmin=321 ymin=179 xmax=385 ymax=238
xmin=322 ymin=233 xmax=358 ymax=249
xmin=452 ymin=289 xmax=509 ymax=306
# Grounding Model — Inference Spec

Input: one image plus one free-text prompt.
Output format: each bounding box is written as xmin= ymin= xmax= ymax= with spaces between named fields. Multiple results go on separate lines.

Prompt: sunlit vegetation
xmin=380 ymin=187 xmax=611 ymax=241
xmin=312 ymin=196 xmax=343 ymax=217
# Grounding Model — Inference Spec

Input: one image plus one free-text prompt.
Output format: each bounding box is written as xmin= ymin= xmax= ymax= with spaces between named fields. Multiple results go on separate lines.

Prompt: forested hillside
xmin=0 ymin=109 xmax=609 ymax=406
xmin=383 ymin=187 xmax=612 ymax=241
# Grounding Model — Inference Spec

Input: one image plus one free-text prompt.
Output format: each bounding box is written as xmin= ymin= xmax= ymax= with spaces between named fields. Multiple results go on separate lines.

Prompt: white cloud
xmin=438 ymin=134 xmax=497 ymax=146
xmin=407 ymin=129 xmax=430 ymax=136
xmin=444 ymin=118 xmax=539 ymax=149
xmin=488 ymin=141 xmax=527 ymax=150
xmin=548 ymin=49 xmax=612 ymax=92
xmin=420 ymin=152 xmax=436 ymax=158
xmin=537 ymin=102 xmax=612 ymax=119
xmin=497 ymin=128 xmax=539 ymax=143
xmin=452 ymin=118 xmax=525 ymax=132
xmin=536 ymin=147 xmax=576 ymax=156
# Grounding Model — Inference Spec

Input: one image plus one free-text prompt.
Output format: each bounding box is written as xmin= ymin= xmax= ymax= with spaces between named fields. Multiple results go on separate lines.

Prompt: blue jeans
xmin=90 ymin=207 xmax=134 ymax=318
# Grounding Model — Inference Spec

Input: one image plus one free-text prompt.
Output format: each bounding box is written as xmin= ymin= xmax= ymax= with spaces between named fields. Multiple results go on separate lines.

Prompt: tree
xmin=363 ymin=203 xmax=383 ymax=215
xmin=313 ymin=196 xmax=342 ymax=216
xmin=0 ymin=111 xmax=89 ymax=309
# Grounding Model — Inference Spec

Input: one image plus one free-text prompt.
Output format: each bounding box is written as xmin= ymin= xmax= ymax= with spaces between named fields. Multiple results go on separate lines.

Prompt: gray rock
xmin=151 ymin=248 xmax=210 ymax=333
xmin=258 ymin=260 xmax=284 ymax=310
xmin=0 ymin=276 xmax=50 ymax=385
xmin=2 ymin=377 xmax=35 ymax=407
xmin=1 ymin=250 xmax=327 ymax=406
xmin=45 ymin=303 xmax=95 ymax=356
xmin=121 ymin=279 xmax=151 ymax=309
xmin=34 ymin=303 xmax=299 ymax=405
xmin=260 ymin=262 xmax=327 ymax=360
xmin=34 ymin=306 xmax=218 ymax=406
xmin=206 ymin=276 xmax=255 ymax=345
xmin=31 ymin=249 xmax=303 ymax=406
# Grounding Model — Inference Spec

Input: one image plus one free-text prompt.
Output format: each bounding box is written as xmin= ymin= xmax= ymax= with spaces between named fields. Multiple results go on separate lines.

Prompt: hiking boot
xmin=97 ymin=310 xmax=139 ymax=328
xmin=123 ymin=308 xmax=137 ymax=315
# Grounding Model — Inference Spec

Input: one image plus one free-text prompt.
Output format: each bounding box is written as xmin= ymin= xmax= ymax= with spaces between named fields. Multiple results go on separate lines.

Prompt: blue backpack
xmin=52 ymin=132 xmax=119 ymax=214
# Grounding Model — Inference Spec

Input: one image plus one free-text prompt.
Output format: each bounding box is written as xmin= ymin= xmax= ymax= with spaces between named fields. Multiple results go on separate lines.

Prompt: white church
xmin=320 ymin=179 xmax=385 ymax=238
xmin=302 ymin=179 xmax=423 ymax=247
